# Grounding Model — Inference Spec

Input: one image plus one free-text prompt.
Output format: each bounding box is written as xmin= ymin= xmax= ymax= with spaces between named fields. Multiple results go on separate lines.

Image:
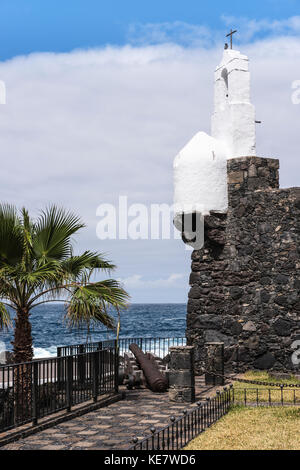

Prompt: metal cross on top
xmin=226 ymin=29 xmax=237 ymax=49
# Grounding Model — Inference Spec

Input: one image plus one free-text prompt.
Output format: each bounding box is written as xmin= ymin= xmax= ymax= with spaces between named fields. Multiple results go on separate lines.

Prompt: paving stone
xmin=45 ymin=433 xmax=68 ymax=439
xmin=77 ymin=430 xmax=99 ymax=435
xmin=1 ymin=379 xmax=220 ymax=451
xmin=139 ymin=419 xmax=160 ymax=424
xmin=23 ymin=439 xmax=52 ymax=445
xmin=151 ymin=423 xmax=169 ymax=428
xmin=40 ymin=444 xmax=66 ymax=450
xmin=93 ymin=424 xmax=111 ymax=429
xmin=72 ymin=441 xmax=97 ymax=448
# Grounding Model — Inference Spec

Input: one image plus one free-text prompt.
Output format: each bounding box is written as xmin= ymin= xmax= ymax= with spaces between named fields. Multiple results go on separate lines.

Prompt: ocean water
xmin=0 ymin=304 xmax=186 ymax=358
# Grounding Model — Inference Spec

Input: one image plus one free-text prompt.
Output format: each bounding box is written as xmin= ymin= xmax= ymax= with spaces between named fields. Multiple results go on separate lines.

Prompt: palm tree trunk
xmin=12 ymin=307 xmax=33 ymax=364
xmin=12 ymin=307 xmax=33 ymax=424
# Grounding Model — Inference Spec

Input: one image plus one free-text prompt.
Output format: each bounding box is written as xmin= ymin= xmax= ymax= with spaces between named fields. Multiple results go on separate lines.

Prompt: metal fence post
xmin=57 ymin=347 xmax=62 ymax=390
xmin=114 ymin=340 xmax=119 ymax=394
xmin=32 ymin=361 xmax=39 ymax=426
xmin=92 ymin=351 xmax=99 ymax=402
xmin=66 ymin=355 xmax=73 ymax=412
xmin=78 ymin=344 xmax=85 ymax=385
xmin=151 ymin=427 xmax=156 ymax=450
xmin=216 ymin=390 xmax=220 ymax=418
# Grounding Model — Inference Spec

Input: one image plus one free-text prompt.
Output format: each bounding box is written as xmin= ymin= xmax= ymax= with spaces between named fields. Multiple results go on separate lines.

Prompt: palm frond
xmin=65 ymin=279 xmax=129 ymax=330
xmin=18 ymin=260 xmax=63 ymax=286
xmin=77 ymin=280 xmax=129 ymax=305
xmin=85 ymin=253 xmax=116 ymax=272
xmin=61 ymin=251 xmax=116 ymax=279
xmin=0 ymin=267 xmax=20 ymax=304
xmin=0 ymin=302 xmax=11 ymax=330
xmin=66 ymin=298 xmax=116 ymax=330
xmin=33 ymin=206 xmax=84 ymax=264
xmin=20 ymin=207 xmax=34 ymax=270
xmin=0 ymin=203 xmax=23 ymax=267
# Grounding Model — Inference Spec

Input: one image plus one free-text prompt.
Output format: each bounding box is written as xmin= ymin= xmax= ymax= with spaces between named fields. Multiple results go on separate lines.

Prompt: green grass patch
xmin=237 ymin=370 xmax=300 ymax=386
xmin=232 ymin=371 xmax=300 ymax=404
xmin=185 ymin=406 xmax=300 ymax=450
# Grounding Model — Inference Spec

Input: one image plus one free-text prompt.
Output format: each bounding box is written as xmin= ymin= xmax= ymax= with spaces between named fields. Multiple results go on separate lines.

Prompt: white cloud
xmin=0 ymin=36 xmax=299 ymax=301
xmin=127 ymin=16 xmax=300 ymax=48
xmin=127 ymin=22 xmax=213 ymax=48
xmin=221 ymin=15 xmax=300 ymax=42
xmin=118 ymin=273 xmax=184 ymax=289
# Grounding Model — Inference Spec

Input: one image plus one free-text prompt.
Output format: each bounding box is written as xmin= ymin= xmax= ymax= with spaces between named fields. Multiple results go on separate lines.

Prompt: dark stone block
xmin=194 ymin=315 xmax=222 ymax=330
xmin=189 ymin=272 xmax=201 ymax=285
xmin=205 ymin=342 xmax=224 ymax=385
xmin=187 ymin=299 xmax=200 ymax=313
xmin=224 ymin=318 xmax=243 ymax=336
xmin=229 ymin=287 xmax=243 ymax=300
xmin=275 ymin=274 xmax=289 ymax=285
xmin=261 ymin=276 xmax=271 ymax=285
xmin=273 ymin=318 xmax=291 ymax=337
xmin=204 ymin=330 xmax=234 ymax=346
xmin=188 ymin=286 xmax=201 ymax=299
xmin=254 ymin=352 xmax=276 ymax=370
xmin=237 ymin=346 xmax=252 ymax=363
xmin=169 ymin=350 xmax=194 ymax=370
xmin=260 ymin=291 xmax=271 ymax=303
xmin=168 ymin=370 xmax=194 ymax=387
xmin=275 ymin=295 xmax=288 ymax=306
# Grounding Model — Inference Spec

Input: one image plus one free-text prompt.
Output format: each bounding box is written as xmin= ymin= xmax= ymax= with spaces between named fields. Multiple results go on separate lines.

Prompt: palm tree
xmin=0 ymin=204 xmax=129 ymax=364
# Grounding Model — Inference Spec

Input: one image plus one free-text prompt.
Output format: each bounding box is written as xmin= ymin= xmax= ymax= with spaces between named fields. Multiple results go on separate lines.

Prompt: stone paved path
xmin=2 ymin=377 xmax=217 ymax=450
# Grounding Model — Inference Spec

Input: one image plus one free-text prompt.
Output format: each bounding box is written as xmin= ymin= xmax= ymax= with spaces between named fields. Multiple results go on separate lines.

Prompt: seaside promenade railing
xmin=0 ymin=347 xmax=117 ymax=433
xmin=57 ymin=336 xmax=187 ymax=359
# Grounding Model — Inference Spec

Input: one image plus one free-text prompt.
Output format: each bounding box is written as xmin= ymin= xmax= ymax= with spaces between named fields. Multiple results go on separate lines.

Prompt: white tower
xmin=173 ymin=44 xmax=257 ymax=248
xmin=211 ymin=49 xmax=256 ymax=157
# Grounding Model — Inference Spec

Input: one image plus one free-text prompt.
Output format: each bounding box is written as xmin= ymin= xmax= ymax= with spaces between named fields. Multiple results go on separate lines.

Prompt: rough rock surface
xmin=186 ymin=157 xmax=300 ymax=373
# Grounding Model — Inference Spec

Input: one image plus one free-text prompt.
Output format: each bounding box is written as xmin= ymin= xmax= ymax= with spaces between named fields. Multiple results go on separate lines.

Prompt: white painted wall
xmin=173 ymin=131 xmax=228 ymax=215
xmin=211 ymin=49 xmax=256 ymax=157
xmin=173 ymin=48 xmax=257 ymax=247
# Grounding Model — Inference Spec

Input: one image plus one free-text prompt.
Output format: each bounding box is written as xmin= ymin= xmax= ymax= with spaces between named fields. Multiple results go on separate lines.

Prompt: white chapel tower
xmin=212 ymin=48 xmax=256 ymax=157
xmin=174 ymin=40 xmax=257 ymax=247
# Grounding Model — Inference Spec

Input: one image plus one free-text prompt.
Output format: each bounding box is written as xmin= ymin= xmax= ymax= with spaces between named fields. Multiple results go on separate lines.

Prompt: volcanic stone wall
xmin=186 ymin=156 xmax=300 ymax=373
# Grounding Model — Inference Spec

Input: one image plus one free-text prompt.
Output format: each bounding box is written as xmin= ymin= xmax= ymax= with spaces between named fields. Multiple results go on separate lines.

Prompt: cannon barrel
xmin=129 ymin=343 xmax=168 ymax=393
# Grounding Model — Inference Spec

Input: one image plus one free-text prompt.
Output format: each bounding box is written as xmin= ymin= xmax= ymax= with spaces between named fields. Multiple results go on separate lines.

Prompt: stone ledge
xmin=227 ymin=156 xmax=280 ymax=168
xmin=227 ymin=156 xmax=280 ymax=192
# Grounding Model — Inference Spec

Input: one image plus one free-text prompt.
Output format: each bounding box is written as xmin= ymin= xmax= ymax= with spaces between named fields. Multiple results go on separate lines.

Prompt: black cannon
xmin=129 ymin=343 xmax=168 ymax=393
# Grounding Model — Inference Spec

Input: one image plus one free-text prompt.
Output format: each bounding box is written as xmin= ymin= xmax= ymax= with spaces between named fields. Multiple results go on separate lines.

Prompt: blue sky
xmin=0 ymin=1 xmax=299 ymax=303
xmin=1 ymin=0 xmax=300 ymax=59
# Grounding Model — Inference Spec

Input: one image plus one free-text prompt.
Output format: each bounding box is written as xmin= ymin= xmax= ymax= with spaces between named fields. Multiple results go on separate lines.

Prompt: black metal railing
xmin=129 ymin=387 xmax=233 ymax=450
xmin=0 ymin=347 xmax=118 ymax=433
xmin=57 ymin=336 xmax=186 ymax=359
xmin=57 ymin=341 xmax=105 ymax=358
xmin=129 ymin=384 xmax=300 ymax=450
xmin=233 ymin=386 xmax=300 ymax=406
